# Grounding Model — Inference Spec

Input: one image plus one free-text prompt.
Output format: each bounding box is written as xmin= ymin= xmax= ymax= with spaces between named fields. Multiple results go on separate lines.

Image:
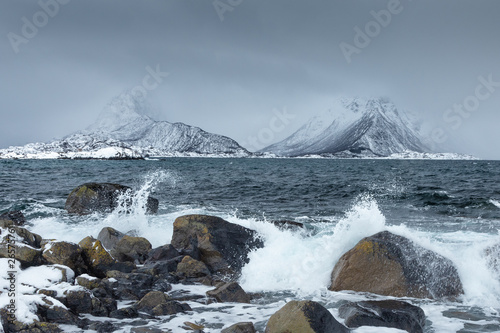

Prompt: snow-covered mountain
xmin=261 ymin=97 xmax=431 ymax=157
xmin=0 ymin=93 xmax=250 ymax=159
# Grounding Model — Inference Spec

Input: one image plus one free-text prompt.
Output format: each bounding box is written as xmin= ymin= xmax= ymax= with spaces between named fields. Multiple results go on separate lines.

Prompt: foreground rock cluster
xmin=0 ymin=183 xmax=471 ymax=332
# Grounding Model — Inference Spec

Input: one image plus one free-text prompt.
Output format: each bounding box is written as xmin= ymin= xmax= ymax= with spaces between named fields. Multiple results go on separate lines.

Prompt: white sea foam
xmin=490 ymin=199 xmax=500 ymax=209
xmin=239 ymin=195 xmax=386 ymax=294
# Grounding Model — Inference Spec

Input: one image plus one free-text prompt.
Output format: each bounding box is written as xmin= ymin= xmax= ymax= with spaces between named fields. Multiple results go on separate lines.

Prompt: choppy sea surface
xmin=1 ymin=158 xmax=500 ymax=332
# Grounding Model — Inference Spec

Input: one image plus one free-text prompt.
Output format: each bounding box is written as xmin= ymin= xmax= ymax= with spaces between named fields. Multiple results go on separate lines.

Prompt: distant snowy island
xmin=0 ymin=93 xmax=476 ymax=160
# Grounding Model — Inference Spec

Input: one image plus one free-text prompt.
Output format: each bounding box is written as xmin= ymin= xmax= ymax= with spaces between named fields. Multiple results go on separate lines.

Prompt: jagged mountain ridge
xmin=79 ymin=93 xmax=249 ymax=155
xmin=261 ymin=98 xmax=430 ymax=157
xmin=0 ymin=93 xmax=249 ymax=159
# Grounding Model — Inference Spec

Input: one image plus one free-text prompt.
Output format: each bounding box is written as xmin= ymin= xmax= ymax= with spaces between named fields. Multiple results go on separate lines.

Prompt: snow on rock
xmin=0 ymin=259 xmax=82 ymax=324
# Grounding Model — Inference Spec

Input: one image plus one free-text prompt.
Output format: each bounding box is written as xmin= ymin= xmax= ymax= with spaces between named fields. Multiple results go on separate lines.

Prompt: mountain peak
xmin=261 ymin=96 xmax=429 ymax=157
xmin=87 ymin=91 xmax=153 ymax=133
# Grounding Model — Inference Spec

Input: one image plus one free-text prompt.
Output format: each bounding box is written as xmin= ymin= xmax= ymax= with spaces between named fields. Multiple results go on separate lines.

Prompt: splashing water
xmin=100 ymin=169 xmax=177 ymax=242
xmin=30 ymin=170 xmax=179 ymax=247
xmin=239 ymin=195 xmax=386 ymax=295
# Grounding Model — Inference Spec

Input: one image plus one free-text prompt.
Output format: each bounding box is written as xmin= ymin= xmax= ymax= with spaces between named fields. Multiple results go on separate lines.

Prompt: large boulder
xmin=97 ymin=227 xmax=125 ymax=250
xmin=0 ymin=243 xmax=43 ymax=267
xmin=65 ymin=183 xmax=159 ymax=215
xmin=110 ymin=235 xmax=152 ymax=264
xmin=329 ymin=231 xmax=464 ymax=299
xmin=171 ymin=215 xmax=263 ymax=275
xmin=78 ymin=236 xmax=135 ymax=278
xmin=0 ymin=210 xmax=26 ymax=226
xmin=265 ymin=300 xmax=348 ymax=333
xmin=42 ymin=241 xmax=88 ymax=275
xmin=134 ymin=291 xmax=191 ymax=316
xmin=338 ymin=300 xmax=426 ymax=333
xmin=206 ymin=282 xmax=251 ymax=303
xmin=0 ymin=226 xmax=43 ymax=267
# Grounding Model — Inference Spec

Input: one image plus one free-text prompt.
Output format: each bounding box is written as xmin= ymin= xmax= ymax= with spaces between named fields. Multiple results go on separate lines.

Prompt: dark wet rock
xmin=135 ymin=291 xmax=170 ymax=314
xmin=206 ymin=282 xmax=251 ymax=303
xmin=91 ymin=297 xmax=117 ymax=317
xmin=0 ymin=210 xmax=26 ymax=226
xmin=171 ymin=215 xmax=263 ymax=275
xmin=222 ymin=322 xmax=256 ymax=333
xmin=88 ymin=321 xmax=117 ymax=333
xmin=142 ymin=256 xmax=183 ymax=282
xmin=61 ymin=290 xmax=93 ymax=314
xmin=0 ymin=309 xmax=63 ymax=333
xmin=97 ymin=227 xmax=125 ymax=250
xmin=103 ymin=270 xmax=156 ymax=300
xmin=36 ymin=298 xmax=80 ymax=326
xmin=91 ymin=287 xmax=111 ymax=299
xmin=176 ymin=255 xmax=211 ymax=279
xmin=265 ymin=300 xmax=349 ymax=333
xmin=271 ymin=220 xmax=304 ymax=230
xmin=110 ymin=235 xmax=152 ymax=264
xmin=65 ymin=182 xmax=158 ymax=215
xmin=42 ymin=241 xmax=88 ymax=275
xmin=60 ymin=289 xmax=116 ymax=317
xmin=339 ymin=300 xmax=426 ymax=333
xmin=110 ymin=306 xmax=139 ymax=319
xmin=145 ymin=244 xmax=180 ymax=263
xmin=329 ymin=231 xmax=464 ymax=299
xmin=151 ymin=301 xmax=192 ymax=316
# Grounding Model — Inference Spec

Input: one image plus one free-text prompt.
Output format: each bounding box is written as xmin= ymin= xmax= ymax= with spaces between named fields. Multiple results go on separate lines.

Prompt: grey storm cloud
xmin=1 ymin=0 xmax=499 ymax=158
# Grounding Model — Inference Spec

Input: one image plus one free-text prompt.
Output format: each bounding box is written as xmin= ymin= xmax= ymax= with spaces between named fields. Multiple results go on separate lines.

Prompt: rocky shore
xmin=0 ymin=183 xmax=475 ymax=332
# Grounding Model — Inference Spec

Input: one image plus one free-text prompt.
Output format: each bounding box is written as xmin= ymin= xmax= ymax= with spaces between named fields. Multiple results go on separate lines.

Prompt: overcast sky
xmin=1 ymin=0 xmax=499 ymax=158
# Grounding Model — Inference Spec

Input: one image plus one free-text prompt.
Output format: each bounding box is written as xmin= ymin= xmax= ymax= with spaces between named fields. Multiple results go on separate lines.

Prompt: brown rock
xmin=42 ymin=241 xmax=88 ymax=275
xmin=135 ymin=291 xmax=170 ymax=313
xmin=78 ymin=236 xmax=128 ymax=278
xmin=206 ymin=282 xmax=251 ymax=303
xmin=265 ymin=300 xmax=348 ymax=333
xmin=176 ymin=255 xmax=211 ymax=278
xmin=110 ymin=235 xmax=152 ymax=264
xmin=329 ymin=231 xmax=464 ymax=299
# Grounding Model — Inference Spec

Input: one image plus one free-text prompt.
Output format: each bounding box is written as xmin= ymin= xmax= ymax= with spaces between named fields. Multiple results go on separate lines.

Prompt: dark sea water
xmin=1 ymin=158 xmax=500 ymax=332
